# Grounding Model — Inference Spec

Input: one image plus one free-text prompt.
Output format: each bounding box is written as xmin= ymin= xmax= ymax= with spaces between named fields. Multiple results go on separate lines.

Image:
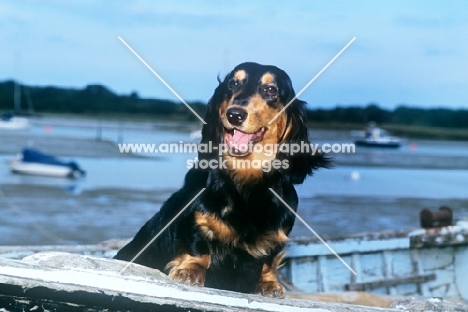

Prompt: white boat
xmin=10 ymin=148 xmax=85 ymax=178
xmin=280 ymin=218 xmax=468 ymax=301
xmin=0 ymin=113 xmax=29 ymax=130
xmin=1 ymin=78 xmax=32 ymax=130
xmin=0 ymin=221 xmax=467 ymax=310
xmin=353 ymin=125 xmax=401 ymax=148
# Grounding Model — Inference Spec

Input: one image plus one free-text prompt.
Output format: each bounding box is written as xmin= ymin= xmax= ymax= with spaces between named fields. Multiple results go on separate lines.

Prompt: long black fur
xmin=114 ymin=62 xmax=330 ymax=293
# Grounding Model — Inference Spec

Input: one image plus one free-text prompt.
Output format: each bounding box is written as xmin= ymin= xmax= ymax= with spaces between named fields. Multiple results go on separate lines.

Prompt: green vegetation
xmin=0 ymin=80 xmax=206 ymax=122
xmin=1 ymin=80 xmax=467 ymax=140
xmin=306 ymin=104 xmax=468 ymax=140
xmin=306 ymin=104 xmax=468 ymax=129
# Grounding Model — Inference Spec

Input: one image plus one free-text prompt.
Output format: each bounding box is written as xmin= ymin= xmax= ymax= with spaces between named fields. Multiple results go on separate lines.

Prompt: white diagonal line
xmin=268 ymin=37 xmax=356 ymax=124
xmin=118 ymin=188 xmax=206 ymax=275
xmin=118 ymin=36 xmax=207 ymax=125
xmin=269 ymin=188 xmax=357 ymax=276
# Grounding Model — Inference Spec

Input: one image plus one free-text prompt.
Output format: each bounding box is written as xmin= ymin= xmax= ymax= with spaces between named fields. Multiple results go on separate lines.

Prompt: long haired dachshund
xmin=115 ymin=62 xmax=329 ymax=297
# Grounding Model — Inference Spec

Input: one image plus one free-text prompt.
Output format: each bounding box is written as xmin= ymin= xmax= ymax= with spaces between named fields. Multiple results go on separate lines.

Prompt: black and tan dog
xmin=115 ymin=62 xmax=329 ymax=297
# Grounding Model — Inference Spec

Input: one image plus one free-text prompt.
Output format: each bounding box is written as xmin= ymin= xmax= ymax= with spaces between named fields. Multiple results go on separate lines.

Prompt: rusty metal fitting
xmin=420 ymin=206 xmax=453 ymax=228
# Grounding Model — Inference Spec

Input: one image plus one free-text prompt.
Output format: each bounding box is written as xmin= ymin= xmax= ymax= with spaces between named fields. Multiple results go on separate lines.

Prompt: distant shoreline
xmin=2 ymin=110 xmax=467 ymax=141
xmin=1 ymin=77 xmax=467 ymax=141
xmin=309 ymin=121 xmax=468 ymax=141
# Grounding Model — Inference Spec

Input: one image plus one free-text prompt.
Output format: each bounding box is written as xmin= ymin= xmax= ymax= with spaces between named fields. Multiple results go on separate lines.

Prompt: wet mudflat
xmin=1 ymin=116 xmax=467 ymax=245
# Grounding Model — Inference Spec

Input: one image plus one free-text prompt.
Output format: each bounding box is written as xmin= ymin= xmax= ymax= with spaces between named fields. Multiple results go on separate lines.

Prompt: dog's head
xmin=200 ymin=62 xmax=329 ymax=184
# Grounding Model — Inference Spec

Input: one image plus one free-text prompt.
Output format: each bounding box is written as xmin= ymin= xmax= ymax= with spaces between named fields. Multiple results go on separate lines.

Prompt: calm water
xmin=0 ymin=116 xmax=467 ymax=244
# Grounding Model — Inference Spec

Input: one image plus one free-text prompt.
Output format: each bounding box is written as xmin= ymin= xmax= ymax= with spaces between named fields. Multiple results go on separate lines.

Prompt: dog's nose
xmin=226 ymin=108 xmax=248 ymax=126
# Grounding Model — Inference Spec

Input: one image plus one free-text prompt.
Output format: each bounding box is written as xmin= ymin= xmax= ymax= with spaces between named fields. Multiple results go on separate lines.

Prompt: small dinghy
xmin=353 ymin=124 xmax=402 ymax=148
xmin=10 ymin=148 xmax=86 ymax=178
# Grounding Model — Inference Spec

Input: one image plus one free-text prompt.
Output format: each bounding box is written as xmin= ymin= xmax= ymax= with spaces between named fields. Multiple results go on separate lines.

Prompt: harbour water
xmin=0 ymin=116 xmax=467 ymax=245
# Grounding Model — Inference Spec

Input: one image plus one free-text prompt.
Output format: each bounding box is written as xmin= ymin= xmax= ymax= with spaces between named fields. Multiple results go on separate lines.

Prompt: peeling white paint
xmin=0 ymin=266 xmax=328 ymax=312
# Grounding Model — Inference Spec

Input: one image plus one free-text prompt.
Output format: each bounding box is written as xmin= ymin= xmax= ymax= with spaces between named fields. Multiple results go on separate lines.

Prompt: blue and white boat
xmin=10 ymin=148 xmax=85 ymax=178
xmin=353 ymin=125 xmax=402 ymax=148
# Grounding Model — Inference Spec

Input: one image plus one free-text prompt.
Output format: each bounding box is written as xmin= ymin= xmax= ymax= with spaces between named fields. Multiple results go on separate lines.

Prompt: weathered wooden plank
xmin=288 ymin=256 xmax=319 ymax=293
xmin=418 ymin=247 xmax=454 ymax=270
xmin=287 ymin=238 xmax=410 ymax=257
xmin=318 ymin=255 xmax=329 ymax=292
xmin=0 ymin=239 xmax=126 ymax=259
xmin=382 ymin=251 xmax=396 ymax=296
xmin=390 ymin=250 xmax=415 ymax=277
xmin=389 ymin=297 xmax=468 ymax=312
xmin=345 ymin=273 xmax=436 ymax=292
xmin=359 ymin=253 xmax=384 ymax=284
xmin=454 ymin=245 xmax=468 ymax=301
xmin=409 ymin=222 xmax=468 ymax=249
xmin=393 ymin=282 xmax=419 ymax=297
xmin=351 ymin=253 xmax=362 ymax=284
xmin=325 ymin=255 xmax=354 ymax=292
xmin=410 ymin=249 xmax=430 ymax=297
xmin=0 ymin=252 xmax=397 ymax=312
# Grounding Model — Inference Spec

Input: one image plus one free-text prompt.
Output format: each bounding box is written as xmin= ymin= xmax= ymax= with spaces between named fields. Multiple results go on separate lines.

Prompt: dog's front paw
xmin=166 ymin=254 xmax=210 ymax=287
xmin=255 ymin=281 xmax=285 ymax=298
xmin=168 ymin=266 xmax=206 ymax=286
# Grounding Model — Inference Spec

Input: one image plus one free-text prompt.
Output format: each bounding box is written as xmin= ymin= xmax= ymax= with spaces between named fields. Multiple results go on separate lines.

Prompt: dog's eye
xmin=228 ymin=79 xmax=241 ymax=90
xmin=263 ymin=86 xmax=278 ymax=95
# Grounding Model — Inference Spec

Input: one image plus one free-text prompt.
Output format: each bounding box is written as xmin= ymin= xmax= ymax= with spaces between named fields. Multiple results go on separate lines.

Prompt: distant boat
xmin=0 ymin=113 xmax=29 ymax=130
xmin=0 ymin=78 xmax=31 ymax=130
xmin=353 ymin=125 xmax=402 ymax=148
xmin=10 ymin=148 xmax=86 ymax=178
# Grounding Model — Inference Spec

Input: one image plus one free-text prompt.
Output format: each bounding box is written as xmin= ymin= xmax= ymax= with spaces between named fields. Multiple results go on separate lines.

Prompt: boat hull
xmin=10 ymin=148 xmax=85 ymax=179
xmin=10 ymin=160 xmax=77 ymax=178
xmin=280 ymin=220 xmax=468 ymax=300
xmin=355 ymin=140 xmax=401 ymax=148
xmin=0 ymin=117 xmax=29 ymax=130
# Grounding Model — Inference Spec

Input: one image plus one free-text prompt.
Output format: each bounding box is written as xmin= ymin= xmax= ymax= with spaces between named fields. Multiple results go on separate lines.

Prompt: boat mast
xmin=14 ymin=81 xmax=21 ymax=114
xmin=14 ymin=52 xmax=21 ymax=114
xmin=24 ymin=87 xmax=35 ymax=115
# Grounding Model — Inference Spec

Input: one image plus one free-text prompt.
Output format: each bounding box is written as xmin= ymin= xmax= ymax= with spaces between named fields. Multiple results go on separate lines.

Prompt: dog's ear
xmin=279 ymin=99 xmax=331 ymax=184
xmin=198 ymin=76 xmax=227 ymax=160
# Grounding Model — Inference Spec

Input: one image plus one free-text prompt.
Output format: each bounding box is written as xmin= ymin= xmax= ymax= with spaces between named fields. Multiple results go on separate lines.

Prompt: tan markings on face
xmin=261 ymin=72 xmax=275 ymax=85
xmin=234 ymin=70 xmax=247 ymax=82
xmin=219 ymin=93 xmax=288 ymax=184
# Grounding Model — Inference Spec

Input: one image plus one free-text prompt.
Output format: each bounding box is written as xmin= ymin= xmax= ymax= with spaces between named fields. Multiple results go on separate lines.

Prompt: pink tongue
xmin=232 ymin=130 xmax=254 ymax=146
xmin=226 ymin=130 xmax=254 ymax=153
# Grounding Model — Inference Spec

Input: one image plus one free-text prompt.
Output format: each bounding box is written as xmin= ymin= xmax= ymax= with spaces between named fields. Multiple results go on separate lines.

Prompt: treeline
xmin=306 ymin=104 xmax=468 ymax=128
xmin=0 ymin=80 xmax=206 ymax=121
xmin=1 ymin=80 xmax=467 ymax=128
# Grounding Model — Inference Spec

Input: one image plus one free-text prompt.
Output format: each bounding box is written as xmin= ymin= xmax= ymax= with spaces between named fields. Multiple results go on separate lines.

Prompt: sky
xmin=1 ymin=0 xmax=467 ymax=110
